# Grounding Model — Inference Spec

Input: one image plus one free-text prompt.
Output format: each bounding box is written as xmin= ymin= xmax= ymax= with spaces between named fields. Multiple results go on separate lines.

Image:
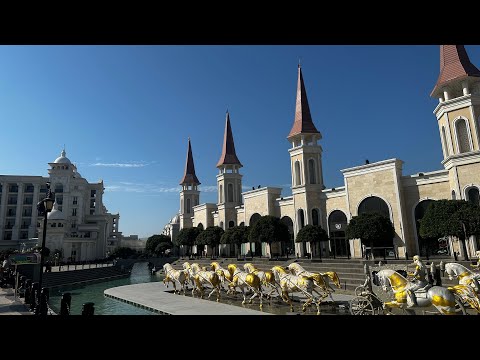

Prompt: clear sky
xmin=1 ymin=45 xmax=479 ymax=238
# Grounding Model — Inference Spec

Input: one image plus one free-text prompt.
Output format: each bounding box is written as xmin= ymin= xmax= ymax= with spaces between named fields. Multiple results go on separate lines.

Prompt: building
xmin=165 ymin=45 xmax=480 ymax=260
xmin=120 ymin=235 xmax=146 ymax=253
xmin=0 ymin=149 xmax=122 ymax=261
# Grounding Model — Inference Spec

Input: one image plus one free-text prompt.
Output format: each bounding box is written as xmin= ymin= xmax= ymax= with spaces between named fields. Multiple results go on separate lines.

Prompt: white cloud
xmin=90 ymin=162 xmax=148 ymax=168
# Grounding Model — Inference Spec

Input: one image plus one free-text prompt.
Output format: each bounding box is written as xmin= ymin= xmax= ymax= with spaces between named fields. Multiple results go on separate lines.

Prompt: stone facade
xmin=164 ymin=46 xmax=480 ymax=260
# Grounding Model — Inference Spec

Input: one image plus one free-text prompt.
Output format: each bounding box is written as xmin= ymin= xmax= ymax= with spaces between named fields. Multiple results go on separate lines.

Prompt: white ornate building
xmin=0 ymin=149 xmax=122 ymax=260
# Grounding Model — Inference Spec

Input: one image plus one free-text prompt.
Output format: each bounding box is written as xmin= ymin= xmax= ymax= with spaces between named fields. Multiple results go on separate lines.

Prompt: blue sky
xmin=1 ymin=45 xmax=479 ymax=238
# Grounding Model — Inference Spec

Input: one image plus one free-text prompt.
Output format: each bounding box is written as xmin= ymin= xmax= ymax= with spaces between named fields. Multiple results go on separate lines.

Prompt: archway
xmin=328 ymin=210 xmax=349 ymax=258
xmin=281 ymin=216 xmax=294 ymax=256
xmin=414 ymin=200 xmax=446 ymax=258
xmin=358 ymin=196 xmax=393 ymax=256
xmin=249 ymin=213 xmax=262 ymax=256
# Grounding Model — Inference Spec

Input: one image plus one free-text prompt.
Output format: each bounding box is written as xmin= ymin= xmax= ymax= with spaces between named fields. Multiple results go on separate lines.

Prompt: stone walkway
xmin=105 ymin=282 xmax=355 ymax=315
xmin=0 ymin=287 xmax=32 ymax=315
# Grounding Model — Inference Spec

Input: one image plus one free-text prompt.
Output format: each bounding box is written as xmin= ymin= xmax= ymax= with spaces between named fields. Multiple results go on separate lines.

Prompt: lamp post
xmin=36 ymin=182 xmax=55 ymax=315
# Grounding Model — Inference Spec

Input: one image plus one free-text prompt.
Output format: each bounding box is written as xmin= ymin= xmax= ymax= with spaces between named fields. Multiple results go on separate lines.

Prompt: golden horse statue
xmin=271 ymin=265 xmax=321 ymax=315
xmin=374 ymin=269 xmax=472 ymax=315
xmin=286 ymin=263 xmax=339 ymax=303
xmin=210 ymin=261 xmax=233 ymax=292
xmin=163 ymin=263 xmax=188 ymax=295
xmin=445 ymin=262 xmax=480 ymax=292
xmin=243 ymin=263 xmax=281 ymax=299
xmin=182 ymin=262 xmax=221 ymax=301
xmin=225 ymin=264 xmax=263 ymax=308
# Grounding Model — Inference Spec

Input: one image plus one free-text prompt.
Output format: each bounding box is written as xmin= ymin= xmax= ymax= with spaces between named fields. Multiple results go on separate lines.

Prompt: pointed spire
xmin=216 ymin=111 xmax=242 ymax=168
xmin=288 ymin=64 xmax=320 ymax=139
xmin=61 ymin=148 xmax=66 ymax=158
xmin=179 ymin=138 xmax=200 ymax=185
xmin=431 ymin=45 xmax=480 ymax=97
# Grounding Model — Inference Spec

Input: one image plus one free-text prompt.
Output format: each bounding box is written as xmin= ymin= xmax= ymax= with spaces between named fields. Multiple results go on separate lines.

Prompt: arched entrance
xmin=281 ymin=216 xmax=294 ymax=256
xmin=328 ymin=210 xmax=349 ymax=258
xmin=414 ymin=200 xmax=447 ymax=257
xmin=249 ymin=213 xmax=262 ymax=256
xmin=358 ymin=196 xmax=393 ymax=257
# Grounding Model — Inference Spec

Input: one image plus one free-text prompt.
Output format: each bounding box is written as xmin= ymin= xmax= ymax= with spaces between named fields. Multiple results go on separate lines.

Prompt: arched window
xmin=239 ymin=222 xmax=245 ymax=227
xmin=197 ymin=223 xmax=204 ymax=230
xmin=228 ymin=220 xmax=235 ymax=228
xmin=456 ymin=118 xmax=471 ymax=153
xmin=308 ymin=159 xmax=316 ymax=184
xmin=452 ymin=190 xmax=456 ymax=200
xmin=219 ymin=221 xmax=224 ymax=230
xmin=467 ymin=187 xmax=480 ymax=205
xmin=358 ymin=196 xmax=390 ymax=219
xmin=219 ymin=185 xmax=223 ymax=203
xmin=186 ymin=198 xmax=191 ymax=214
xmin=294 ymin=161 xmax=301 ymax=186
xmin=312 ymin=208 xmax=319 ymax=226
xmin=297 ymin=209 xmax=305 ymax=229
xmin=227 ymin=183 xmax=234 ymax=202
xmin=442 ymin=126 xmax=450 ymax=156
xmin=249 ymin=213 xmax=261 ymax=226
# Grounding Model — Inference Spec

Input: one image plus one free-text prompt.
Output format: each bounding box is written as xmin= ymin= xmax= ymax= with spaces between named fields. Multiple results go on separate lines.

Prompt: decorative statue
xmin=375 ymin=269 xmax=471 ymax=314
xmin=405 ymin=255 xmax=428 ymax=307
xmin=472 ymin=251 xmax=480 ymax=270
xmin=445 ymin=262 xmax=480 ymax=293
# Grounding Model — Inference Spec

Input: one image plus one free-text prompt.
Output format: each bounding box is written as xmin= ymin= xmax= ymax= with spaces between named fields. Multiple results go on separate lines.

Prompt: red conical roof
xmin=431 ymin=45 xmax=480 ymax=97
xmin=216 ymin=112 xmax=242 ymax=168
xmin=179 ymin=138 xmax=200 ymax=185
xmin=288 ymin=65 xmax=320 ymax=139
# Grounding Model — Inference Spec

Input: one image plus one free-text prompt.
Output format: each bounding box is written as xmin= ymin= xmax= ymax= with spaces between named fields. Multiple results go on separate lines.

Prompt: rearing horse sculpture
xmin=210 ymin=261 xmax=233 ymax=292
xmin=287 ymin=263 xmax=339 ymax=303
xmin=183 ymin=262 xmax=222 ymax=301
xmin=375 ymin=269 xmax=471 ymax=315
xmin=243 ymin=263 xmax=281 ymax=299
xmin=163 ymin=263 xmax=188 ymax=295
xmin=445 ymin=262 xmax=480 ymax=292
xmin=226 ymin=264 xmax=263 ymax=308
xmin=271 ymin=265 xmax=321 ymax=315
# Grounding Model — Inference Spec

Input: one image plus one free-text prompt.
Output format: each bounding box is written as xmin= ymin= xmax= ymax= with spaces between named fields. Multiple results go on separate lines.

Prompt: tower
xmin=287 ymin=65 xmax=325 ymax=256
xmin=431 ymin=45 xmax=480 ymax=200
xmin=216 ymin=111 xmax=243 ymax=230
xmin=431 ymin=45 xmax=480 ymax=258
xmin=179 ymin=138 xmax=200 ymax=229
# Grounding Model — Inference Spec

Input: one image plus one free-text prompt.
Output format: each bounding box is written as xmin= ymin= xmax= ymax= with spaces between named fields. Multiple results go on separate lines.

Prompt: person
xmin=2 ymin=255 xmax=11 ymax=271
xmin=471 ymin=250 xmax=480 ymax=270
xmin=405 ymin=255 xmax=429 ymax=307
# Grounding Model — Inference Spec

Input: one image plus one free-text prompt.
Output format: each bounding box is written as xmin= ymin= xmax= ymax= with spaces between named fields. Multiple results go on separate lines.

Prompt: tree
xmin=145 ymin=234 xmax=171 ymax=256
xmin=175 ymin=227 xmax=202 ymax=256
xmin=195 ymin=226 xmax=224 ymax=256
xmin=346 ymin=213 xmax=395 ymax=251
xmin=249 ymin=216 xmax=290 ymax=256
xmin=420 ymin=200 xmax=480 ymax=260
xmin=111 ymin=247 xmax=135 ymax=259
xmin=155 ymin=242 xmax=172 ymax=257
xmin=295 ymin=225 xmax=329 ymax=257
xmin=221 ymin=226 xmax=250 ymax=256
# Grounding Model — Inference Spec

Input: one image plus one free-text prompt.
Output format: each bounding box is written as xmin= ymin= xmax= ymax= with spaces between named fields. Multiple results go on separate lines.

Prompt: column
xmin=29 ymin=184 xmax=40 ymax=238
xmin=0 ymin=182 xmax=7 ymax=237
xmin=81 ymin=242 xmax=87 ymax=261
xmin=13 ymin=182 xmax=23 ymax=241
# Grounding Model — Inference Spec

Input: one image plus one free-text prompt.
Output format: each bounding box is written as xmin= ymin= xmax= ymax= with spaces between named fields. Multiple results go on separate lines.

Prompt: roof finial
xmin=226 ymin=107 xmax=229 ymax=114
xmin=298 ymin=57 xmax=301 ymax=68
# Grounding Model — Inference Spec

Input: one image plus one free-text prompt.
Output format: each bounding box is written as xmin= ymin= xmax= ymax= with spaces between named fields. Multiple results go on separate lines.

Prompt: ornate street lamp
xmin=35 ymin=182 xmax=55 ymax=315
